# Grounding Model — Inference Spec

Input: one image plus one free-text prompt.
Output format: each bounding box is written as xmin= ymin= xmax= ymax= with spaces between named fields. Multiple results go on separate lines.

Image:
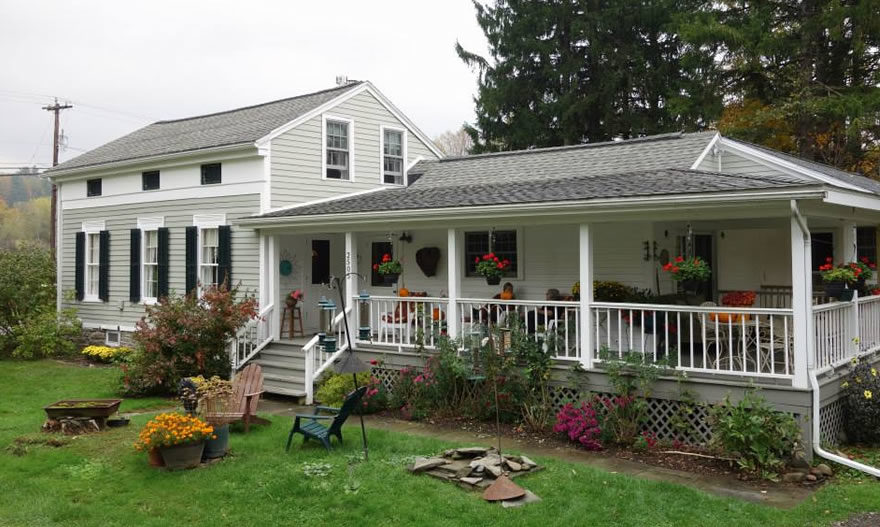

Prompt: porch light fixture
xmin=399 ymin=232 xmax=412 ymax=243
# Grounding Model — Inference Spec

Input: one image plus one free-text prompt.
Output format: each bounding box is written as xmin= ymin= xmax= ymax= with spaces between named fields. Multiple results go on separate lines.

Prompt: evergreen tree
xmin=681 ymin=0 xmax=880 ymax=176
xmin=457 ymin=0 xmax=723 ymax=152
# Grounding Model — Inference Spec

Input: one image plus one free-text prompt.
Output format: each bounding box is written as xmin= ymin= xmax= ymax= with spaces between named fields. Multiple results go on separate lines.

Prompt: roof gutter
xmin=237 ymin=187 xmax=826 ymax=228
xmin=43 ymin=143 xmax=256 ymax=180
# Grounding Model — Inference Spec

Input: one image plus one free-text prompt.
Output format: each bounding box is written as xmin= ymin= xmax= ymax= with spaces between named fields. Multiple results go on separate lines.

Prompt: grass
xmin=0 ymin=360 xmax=878 ymax=526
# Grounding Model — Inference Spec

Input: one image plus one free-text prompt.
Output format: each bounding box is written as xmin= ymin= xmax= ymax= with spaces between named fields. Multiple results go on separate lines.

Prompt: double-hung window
xmin=325 ymin=118 xmax=351 ymax=180
xmin=200 ymin=227 xmax=220 ymax=288
xmin=142 ymin=229 xmax=159 ymax=301
xmin=464 ymin=230 xmax=519 ymax=278
xmin=382 ymin=127 xmax=405 ymax=185
xmin=85 ymin=232 xmax=101 ymax=299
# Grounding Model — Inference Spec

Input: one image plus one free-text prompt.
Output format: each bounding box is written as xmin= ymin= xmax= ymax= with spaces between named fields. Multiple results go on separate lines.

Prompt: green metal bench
xmin=286 ymin=386 xmax=367 ymax=452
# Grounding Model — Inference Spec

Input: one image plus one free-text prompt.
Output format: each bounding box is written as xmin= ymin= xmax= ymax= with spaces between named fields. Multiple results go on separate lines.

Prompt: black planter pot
xmin=382 ymin=273 xmax=400 ymax=285
xmin=679 ymin=279 xmax=702 ymax=293
xmin=825 ymin=281 xmax=855 ymax=301
xmin=485 ymin=275 xmax=501 ymax=286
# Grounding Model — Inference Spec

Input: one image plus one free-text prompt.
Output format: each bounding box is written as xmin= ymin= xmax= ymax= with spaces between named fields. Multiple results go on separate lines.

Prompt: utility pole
xmin=43 ymin=98 xmax=73 ymax=256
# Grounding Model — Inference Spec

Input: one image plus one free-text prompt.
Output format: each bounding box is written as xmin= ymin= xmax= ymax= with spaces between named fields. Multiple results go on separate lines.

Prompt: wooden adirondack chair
xmin=206 ymin=363 xmax=269 ymax=433
xmin=285 ymin=386 xmax=367 ymax=452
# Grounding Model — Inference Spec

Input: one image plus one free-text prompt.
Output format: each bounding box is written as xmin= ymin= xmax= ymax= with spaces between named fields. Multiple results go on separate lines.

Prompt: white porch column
xmin=836 ymin=221 xmax=858 ymax=263
xmin=270 ymin=234 xmax=281 ymax=340
xmin=791 ymin=204 xmax=813 ymax=389
xmin=447 ymin=228 xmax=461 ymax=339
xmin=579 ymin=224 xmax=595 ymax=369
xmin=344 ymin=231 xmax=358 ymax=349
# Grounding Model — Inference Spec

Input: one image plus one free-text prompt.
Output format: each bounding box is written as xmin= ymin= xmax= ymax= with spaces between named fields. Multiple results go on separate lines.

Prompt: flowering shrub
xmin=721 ymin=291 xmax=756 ymax=307
xmin=373 ymin=253 xmax=402 ymax=276
xmin=662 ymin=256 xmax=711 ymax=282
xmin=840 ymin=358 xmax=880 ymax=444
xmin=121 ymin=284 xmax=258 ymax=396
xmin=133 ymin=412 xmax=214 ymax=451
xmin=633 ymin=431 xmax=659 ymax=451
xmin=553 ymin=401 xmax=602 ymax=450
xmin=316 ymin=370 xmax=388 ymax=414
xmin=474 ymin=252 xmax=511 ymax=281
xmin=81 ymin=345 xmax=132 ymax=363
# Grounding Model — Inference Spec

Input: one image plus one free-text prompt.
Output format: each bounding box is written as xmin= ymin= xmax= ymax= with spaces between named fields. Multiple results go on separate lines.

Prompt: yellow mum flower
xmin=842 ymin=381 xmax=850 ymax=389
xmin=872 ymin=368 xmax=877 ymax=377
xmin=865 ymin=390 xmax=873 ymax=400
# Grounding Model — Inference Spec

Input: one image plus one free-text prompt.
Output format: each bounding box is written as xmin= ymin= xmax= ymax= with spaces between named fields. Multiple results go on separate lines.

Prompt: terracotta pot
xmin=148 ymin=447 xmax=165 ymax=467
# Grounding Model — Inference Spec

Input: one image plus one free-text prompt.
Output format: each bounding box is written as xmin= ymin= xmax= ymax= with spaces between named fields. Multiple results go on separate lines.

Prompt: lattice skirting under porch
xmin=819 ymin=397 xmax=845 ymax=446
xmin=371 ymin=366 xmax=715 ymax=445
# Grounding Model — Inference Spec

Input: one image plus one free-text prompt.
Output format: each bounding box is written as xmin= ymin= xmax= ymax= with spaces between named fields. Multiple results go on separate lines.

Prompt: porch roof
xmin=247 ymin=167 xmax=817 ymax=222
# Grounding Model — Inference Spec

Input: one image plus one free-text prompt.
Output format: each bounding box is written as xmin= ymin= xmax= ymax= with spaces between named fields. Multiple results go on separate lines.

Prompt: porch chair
xmin=696 ymin=302 xmax=732 ymax=370
xmin=285 ymin=386 xmax=367 ymax=452
xmin=378 ymin=300 xmax=417 ymax=343
xmin=205 ymin=363 xmax=270 ymax=433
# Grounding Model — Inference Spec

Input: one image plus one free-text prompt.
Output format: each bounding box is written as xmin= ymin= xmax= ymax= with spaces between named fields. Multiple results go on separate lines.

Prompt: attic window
xmin=325 ymin=119 xmax=350 ymax=180
xmin=86 ymin=178 xmax=102 ymax=197
xmin=142 ymin=170 xmax=160 ymax=191
xmin=201 ymin=163 xmax=222 ymax=185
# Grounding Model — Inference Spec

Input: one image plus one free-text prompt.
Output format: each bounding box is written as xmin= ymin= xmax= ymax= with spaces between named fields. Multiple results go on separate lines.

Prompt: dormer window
xmin=382 ymin=127 xmax=405 ymax=185
xmin=325 ymin=118 xmax=351 ymax=180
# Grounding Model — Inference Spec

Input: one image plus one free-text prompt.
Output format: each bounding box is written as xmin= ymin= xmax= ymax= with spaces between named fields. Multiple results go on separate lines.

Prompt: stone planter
xmin=203 ymin=424 xmax=229 ymax=459
xmin=159 ymin=441 xmax=205 ymax=470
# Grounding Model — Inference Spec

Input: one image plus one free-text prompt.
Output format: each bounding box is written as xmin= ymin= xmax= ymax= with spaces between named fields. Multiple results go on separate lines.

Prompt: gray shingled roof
xmin=256 ymin=167 xmax=813 ymax=219
xmin=724 ymin=137 xmax=880 ymax=195
xmin=48 ymin=82 xmax=363 ymax=172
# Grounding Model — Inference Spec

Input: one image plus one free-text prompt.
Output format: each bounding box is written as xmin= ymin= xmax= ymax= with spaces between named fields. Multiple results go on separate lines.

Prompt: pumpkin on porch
xmin=398 ymin=288 xmax=410 ymax=297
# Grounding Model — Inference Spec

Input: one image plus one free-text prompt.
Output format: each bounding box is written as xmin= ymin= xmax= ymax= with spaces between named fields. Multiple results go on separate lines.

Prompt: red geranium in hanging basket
xmin=475 ymin=252 xmax=511 ymax=285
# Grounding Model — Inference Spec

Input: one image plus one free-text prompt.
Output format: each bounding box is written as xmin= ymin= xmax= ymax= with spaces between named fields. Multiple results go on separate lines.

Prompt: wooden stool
xmin=281 ymin=305 xmax=305 ymax=339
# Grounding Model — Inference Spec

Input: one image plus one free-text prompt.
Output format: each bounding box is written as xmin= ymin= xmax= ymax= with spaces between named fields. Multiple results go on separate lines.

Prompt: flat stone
xmin=485 ymin=464 xmax=503 ymax=477
xmin=456 ymin=465 xmax=475 ymax=478
xmin=504 ymin=459 xmax=522 ymax=472
xmin=815 ymin=463 xmax=833 ymax=477
xmin=782 ymin=472 xmax=806 ymax=483
xmin=806 ymin=474 xmax=818 ymax=482
xmin=425 ymin=469 xmax=454 ymax=480
xmin=411 ymin=457 xmax=447 ymax=473
xmin=460 ymin=476 xmax=483 ymax=485
xmin=438 ymin=460 xmax=470 ymax=473
xmin=519 ymin=455 xmax=537 ymax=468
xmin=456 ymin=447 xmax=490 ymax=456
xmin=474 ymin=465 xmax=485 ymax=474
xmin=789 ymin=455 xmax=811 ymax=470
xmin=501 ymin=489 xmax=542 ymax=509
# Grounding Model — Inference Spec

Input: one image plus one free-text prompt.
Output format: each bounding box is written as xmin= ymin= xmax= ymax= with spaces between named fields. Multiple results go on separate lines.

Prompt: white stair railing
xmin=303 ymin=306 xmax=352 ymax=404
xmin=230 ymin=303 xmax=275 ymax=371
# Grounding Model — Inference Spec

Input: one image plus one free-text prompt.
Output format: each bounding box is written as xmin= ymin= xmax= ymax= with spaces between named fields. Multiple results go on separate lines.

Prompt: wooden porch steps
xmin=253 ymin=340 xmax=308 ymax=400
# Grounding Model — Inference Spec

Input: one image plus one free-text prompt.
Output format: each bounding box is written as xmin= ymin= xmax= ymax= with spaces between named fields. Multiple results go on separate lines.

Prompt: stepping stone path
xmin=408 ymin=447 xmax=543 ymax=491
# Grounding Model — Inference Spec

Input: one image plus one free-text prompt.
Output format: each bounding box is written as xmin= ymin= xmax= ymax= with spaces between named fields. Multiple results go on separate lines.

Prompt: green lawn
xmin=1 ymin=360 xmax=878 ymax=527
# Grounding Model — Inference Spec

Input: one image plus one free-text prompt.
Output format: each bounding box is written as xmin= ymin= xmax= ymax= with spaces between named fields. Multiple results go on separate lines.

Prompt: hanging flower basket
xmin=819 ymin=258 xmax=859 ymax=300
xmin=374 ymin=253 xmax=402 ymax=285
xmin=382 ymin=272 xmax=400 ymax=285
xmin=475 ymin=252 xmax=510 ymax=285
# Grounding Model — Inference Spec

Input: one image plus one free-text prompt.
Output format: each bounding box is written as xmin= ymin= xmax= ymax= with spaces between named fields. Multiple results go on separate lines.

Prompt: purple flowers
xmin=553 ymin=402 xmax=602 ymax=451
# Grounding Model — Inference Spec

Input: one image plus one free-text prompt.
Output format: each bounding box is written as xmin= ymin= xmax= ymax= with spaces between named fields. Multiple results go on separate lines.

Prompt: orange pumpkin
xmin=500 ymin=291 xmax=514 ymax=300
xmin=398 ymin=288 xmax=410 ymax=297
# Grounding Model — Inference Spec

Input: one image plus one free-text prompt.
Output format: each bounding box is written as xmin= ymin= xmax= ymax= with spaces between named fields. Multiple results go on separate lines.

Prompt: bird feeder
xmin=358 ymin=290 xmax=371 ymax=341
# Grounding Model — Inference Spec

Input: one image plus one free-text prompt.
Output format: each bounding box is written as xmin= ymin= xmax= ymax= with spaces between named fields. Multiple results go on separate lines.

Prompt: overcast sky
xmin=0 ymin=0 xmax=488 ymax=169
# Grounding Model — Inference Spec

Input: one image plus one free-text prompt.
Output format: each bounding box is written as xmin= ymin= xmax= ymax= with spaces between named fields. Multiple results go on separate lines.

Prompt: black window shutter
xmin=74 ymin=232 xmax=85 ymax=301
xmin=98 ymin=230 xmax=110 ymax=302
xmin=185 ymin=226 xmax=198 ymax=295
xmin=129 ymin=229 xmax=141 ymax=303
xmin=157 ymin=227 xmax=169 ymax=298
xmin=218 ymin=225 xmax=232 ymax=288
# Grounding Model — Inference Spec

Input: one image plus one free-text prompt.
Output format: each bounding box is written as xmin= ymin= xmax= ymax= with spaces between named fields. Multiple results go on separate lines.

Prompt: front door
xmin=693 ymin=234 xmax=714 ymax=300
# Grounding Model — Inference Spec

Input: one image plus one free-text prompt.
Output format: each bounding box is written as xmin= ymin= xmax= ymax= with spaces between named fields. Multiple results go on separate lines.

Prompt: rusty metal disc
xmin=482 ymin=474 xmax=525 ymax=502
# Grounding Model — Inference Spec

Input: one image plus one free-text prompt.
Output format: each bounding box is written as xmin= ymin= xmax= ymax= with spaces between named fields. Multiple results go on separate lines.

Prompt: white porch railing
xmin=355 ymin=295 xmax=448 ymax=350
xmin=591 ymin=302 xmax=795 ymax=378
xmin=303 ymin=306 xmax=351 ymax=404
xmin=813 ymin=294 xmax=880 ymax=371
xmin=457 ymin=298 xmax=582 ymax=360
xmin=230 ymin=303 xmax=275 ymax=371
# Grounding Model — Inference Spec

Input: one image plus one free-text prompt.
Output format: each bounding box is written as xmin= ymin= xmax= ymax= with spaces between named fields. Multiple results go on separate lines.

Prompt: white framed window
xmin=380 ymin=125 xmax=407 ymax=185
xmin=82 ymin=220 xmax=105 ymax=302
xmin=194 ymin=214 xmax=225 ymax=292
xmin=105 ymin=330 xmax=121 ymax=347
xmin=138 ymin=217 xmax=163 ymax=303
xmin=464 ymin=229 xmax=524 ymax=280
xmin=322 ymin=115 xmax=354 ymax=181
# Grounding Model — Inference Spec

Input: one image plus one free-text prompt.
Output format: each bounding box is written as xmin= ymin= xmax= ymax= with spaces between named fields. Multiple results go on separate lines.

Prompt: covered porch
xmin=241 ymin=195 xmax=880 ymax=394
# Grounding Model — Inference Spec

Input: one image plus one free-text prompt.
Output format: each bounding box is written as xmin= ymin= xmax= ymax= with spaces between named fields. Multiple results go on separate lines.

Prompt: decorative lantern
xmin=358 ymin=290 xmax=371 ymax=341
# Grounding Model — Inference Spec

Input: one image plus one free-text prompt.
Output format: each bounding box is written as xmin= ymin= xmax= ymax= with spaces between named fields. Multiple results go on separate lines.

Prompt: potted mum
xmin=662 ymin=256 xmax=711 ymax=294
xmin=134 ymin=412 xmax=214 ymax=470
xmin=714 ymin=290 xmax=757 ymax=323
xmin=373 ymin=253 xmax=402 ymax=285
xmin=819 ymin=257 xmax=858 ymax=301
xmin=475 ymin=252 xmax=511 ymax=285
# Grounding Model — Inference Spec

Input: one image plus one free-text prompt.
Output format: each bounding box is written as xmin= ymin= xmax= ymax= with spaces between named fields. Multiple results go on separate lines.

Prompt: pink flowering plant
xmin=553 ymin=401 xmax=602 ymax=450
xmin=316 ymin=368 xmax=388 ymax=415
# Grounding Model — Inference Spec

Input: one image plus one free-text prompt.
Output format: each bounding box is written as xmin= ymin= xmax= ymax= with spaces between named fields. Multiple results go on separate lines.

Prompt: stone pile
xmin=782 ymin=462 xmax=834 ymax=484
xmin=408 ymin=446 xmax=542 ymax=490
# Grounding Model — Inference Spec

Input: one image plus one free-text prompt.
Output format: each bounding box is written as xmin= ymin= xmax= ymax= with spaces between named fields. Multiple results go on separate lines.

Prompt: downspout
xmin=792 ymin=200 xmax=880 ymax=477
